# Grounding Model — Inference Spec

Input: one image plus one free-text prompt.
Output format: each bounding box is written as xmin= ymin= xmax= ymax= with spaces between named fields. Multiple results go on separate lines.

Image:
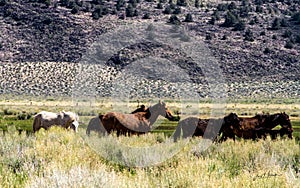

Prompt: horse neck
xmin=264 ymin=114 xmax=280 ymax=129
xmin=146 ymin=107 xmax=160 ymax=125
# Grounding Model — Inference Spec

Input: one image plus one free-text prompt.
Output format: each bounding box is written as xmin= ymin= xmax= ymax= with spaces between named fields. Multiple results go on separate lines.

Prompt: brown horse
xmin=33 ymin=111 xmax=79 ymax=133
xmin=220 ymin=112 xmax=293 ymax=141
xmin=173 ymin=113 xmax=240 ymax=142
xmin=89 ymin=101 xmax=178 ymax=136
xmin=86 ymin=105 xmax=148 ymax=136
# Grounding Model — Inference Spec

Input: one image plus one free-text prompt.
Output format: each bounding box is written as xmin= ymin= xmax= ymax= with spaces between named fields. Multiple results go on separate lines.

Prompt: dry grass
xmin=0 ymin=127 xmax=299 ymax=188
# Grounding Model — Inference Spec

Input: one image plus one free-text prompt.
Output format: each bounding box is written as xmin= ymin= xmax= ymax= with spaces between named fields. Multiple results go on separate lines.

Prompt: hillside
xmin=0 ymin=0 xmax=299 ymax=99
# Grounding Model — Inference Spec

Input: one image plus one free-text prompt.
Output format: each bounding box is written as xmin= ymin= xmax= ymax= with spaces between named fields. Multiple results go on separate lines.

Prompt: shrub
xmin=184 ymin=13 xmax=193 ymax=22
xmin=126 ymin=4 xmax=135 ymax=17
xmin=206 ymin=33 xmax=213 ymax=40
xmin=116 ymin=0 xmax=125 ymax=11
xmin=284 ymin=40 xmax=293 ymax=49
xmin=156 ymin=3 xmax=163 ymax=9
xmin=271 ymin=17 xmax=281 ymax=30
xmin=142 ymin=13 xmax=151 ymax=19
xmin=217 ymin=3 xmax=228 ymax=11
xmin=71 ymin=6 xmax=79 ymax=14
xmin=263 ymin=47 xmax=271 ymax=54
xmin=163 ymin=6 xmax=172 ymax=14
xmin=295 ymin=35 xmax=300 ymax=44
xmin=282 ymin=30 xmax=292 ymax=38
xmin=221 ymin=35 xmax=227 ymax=40
xmin=228 ymin=2 xmax=237 ymax=10
xmin=176 ymin=0 xmax=187 ymax=7
xmin=173 ymin=7 xmax=181 ymax=14
xmin=221 ymin=11 xmax=238 ymax=27
xmin=212 ymin=10 xmax=221 ymax=20
xmin=3 ymin=108 xmax=14 ymax=115
xmin=233 ymin=21 xmax=245 ymax=31
xmin=17 ymin=112 xmax=32 ymax=120
xmin=291 ymin=12 xmax=300 ymax=24
xmin=209 ymin=17 xmax=215 ymax=25
xmin=244 ymin=29 xmax=254 ymax=41
xmin=256 ymin=5 xmax=263 ymax=13
xmin=280 ymin=18 xmax=289 ymax=27
xmin=195 ymin=0 xmax=199 ymax=8
xmin=128 ymin=0 xmax=137 ymax=7
xmin=0 ymin=0 xmax=7 ymax=6
xmin=92 ymin=7 xmax=102 ymax=19
xmin=169 ymin=15 xmax=181 ymax=25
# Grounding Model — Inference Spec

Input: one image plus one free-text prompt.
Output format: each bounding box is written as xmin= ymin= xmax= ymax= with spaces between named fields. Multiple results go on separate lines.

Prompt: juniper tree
xmin=184 ymin=13 xmax=193 ymax=22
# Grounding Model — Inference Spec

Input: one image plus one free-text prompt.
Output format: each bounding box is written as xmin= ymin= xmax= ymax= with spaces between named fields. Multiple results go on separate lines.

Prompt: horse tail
xmin=32 ymin=114 xmax=41 ymax=133
xmin=173 ymin=123 xmax=182 ymax=142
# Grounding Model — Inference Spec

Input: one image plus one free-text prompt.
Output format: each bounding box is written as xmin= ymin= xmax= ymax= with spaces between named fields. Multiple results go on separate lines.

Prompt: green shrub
xmin=169 ymin=15 xmax=181 ymax=25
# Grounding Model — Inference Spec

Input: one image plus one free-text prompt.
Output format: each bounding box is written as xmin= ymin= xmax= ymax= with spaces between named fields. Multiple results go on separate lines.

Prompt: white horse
xmin=32 ymin=111 xmax=79 ymax=133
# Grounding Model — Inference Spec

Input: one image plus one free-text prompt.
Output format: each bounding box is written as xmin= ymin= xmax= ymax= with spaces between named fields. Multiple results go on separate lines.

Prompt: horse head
xmin=62 ymin=111 xmax=80 ymax=132
xmin=275 ymin=112 xmax=293 ymax=138
xmin=223 ymin=113 xmax=240 ymax=129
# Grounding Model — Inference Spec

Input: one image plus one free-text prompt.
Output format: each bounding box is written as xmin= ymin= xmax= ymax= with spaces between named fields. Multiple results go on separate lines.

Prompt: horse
xmin=131 ymin=105 xmax=147 ymax=114
xmin=96 ymin=101 xmax=178 ymax=136
xmin=221 ymin=112 xmax=293 ymax=141
xmin=173 ymin=113 xmax=240 ymax=142
xmin=32 ymin=111 xmax=79 ymax=133
xmin=86 ymin=105 xmax=148 ymax=136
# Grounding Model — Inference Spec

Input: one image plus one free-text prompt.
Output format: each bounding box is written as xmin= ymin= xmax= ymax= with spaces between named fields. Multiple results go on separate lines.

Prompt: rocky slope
xmin=0 ymin=0 xmax=299 ymax=99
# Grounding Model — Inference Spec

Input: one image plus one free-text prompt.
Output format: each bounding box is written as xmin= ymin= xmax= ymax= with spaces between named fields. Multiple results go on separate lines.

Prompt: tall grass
xmin=0 ymin=127 xmax=299 ymax=188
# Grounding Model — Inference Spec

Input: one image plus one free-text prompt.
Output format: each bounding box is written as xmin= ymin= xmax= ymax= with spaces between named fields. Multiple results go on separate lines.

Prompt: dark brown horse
xmin=220 ymin=112 xmax=293 ymax=141
xmin=86 ymin=105 xmax=148 ymax=136
xmin=173 ymin=113 xmax=240 ymax=142
xmin=88 ymin=101 xmax=178 ymax=136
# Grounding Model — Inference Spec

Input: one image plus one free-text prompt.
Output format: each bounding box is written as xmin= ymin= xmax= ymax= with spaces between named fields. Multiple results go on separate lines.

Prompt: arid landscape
xmin=0 ymin=0 xmax=299 ymax=187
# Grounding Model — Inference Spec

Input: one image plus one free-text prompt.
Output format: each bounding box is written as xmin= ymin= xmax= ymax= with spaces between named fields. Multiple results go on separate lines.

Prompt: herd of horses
xmin=32 ymin=101 xmax=294 ymax=142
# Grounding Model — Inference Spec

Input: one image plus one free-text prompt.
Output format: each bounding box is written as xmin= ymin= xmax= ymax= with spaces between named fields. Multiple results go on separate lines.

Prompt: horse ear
xmin=273 ymin=114 xmax=279 ymax=121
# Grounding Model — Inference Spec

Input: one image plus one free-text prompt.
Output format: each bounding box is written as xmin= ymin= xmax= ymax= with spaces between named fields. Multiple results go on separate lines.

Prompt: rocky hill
xmin=0 ymin=0 xmax=299 ymax=99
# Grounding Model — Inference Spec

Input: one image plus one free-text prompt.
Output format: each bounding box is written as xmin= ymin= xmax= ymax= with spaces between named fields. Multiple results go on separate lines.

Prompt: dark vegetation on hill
xmin=0 ymin=0 xmax=299 ymax=98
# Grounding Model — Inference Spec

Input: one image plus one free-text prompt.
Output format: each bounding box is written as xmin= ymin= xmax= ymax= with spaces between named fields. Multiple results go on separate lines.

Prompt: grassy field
xmin=0 ymin=98 xmax=299 ymax=187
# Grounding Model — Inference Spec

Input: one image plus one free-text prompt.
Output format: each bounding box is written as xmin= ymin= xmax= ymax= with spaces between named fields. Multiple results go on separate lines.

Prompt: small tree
xmin=184 ymin=13 xmax=193 ymax=22
xmin=206 ymin=33 xmax=212 ymax=40
xmin=212 ymin=10 xmax=220 ymax=20
xmin=0 ymin=0 xmax=7 ymax=6
xmin=222 ymin=11 xmax=238 ymax=27
xmin=116 ymin=0 xmax=125 ymax=11
xmin=228 ymin=2 xmax=237 ymax=10
xmin=291 ymin=12 xmax=300 ymax=24
xmin=92 ymin=6 xmax=102 ymax=19
xmin=163 ymin=6 xmax=172 ymax=14
xmin=126 ymin=4 xmax=135 ymax=17
xmin=295 ymin=35 xmax=300 ymax=44
xmin=263 ymin=47 xmax=271 ymax=54
xmin=173 ymin=7 xmax=181 ymax=14
xmin=255 ymin=5 xmax=263 ymax=13
xmin=176 ymin=0 xmax=187 ymax=6
xmin=244 ymin=29 xmax=254 ymax=41
xmin=271 ymin=17 xmax=281 ymax=30
xmin=280 ymin=18 xmax=288 ymax=27
xmin=71 ymin=6 xmax=79 ymax=14
xmin=142 ymin=13 xmax=151 ymax=19
xmin=209 ymin=16 xmax=215 ymax=25
xmin=284 ymin=40 xmax=293 ymax=49
xmin=195 ymin=0 xmax=199 ymax=8
xmin=233 ymin=21 xmax=245 ymax=31
xmin=282 ymin=30 xmax=292 ymax=38
xmin=156 ymin=3 xmax=163 ymax=9
xmin=169 ymin=15 xmax=181 ymax=25
xmin=128 ymin=0 xmax=137 ymax=7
